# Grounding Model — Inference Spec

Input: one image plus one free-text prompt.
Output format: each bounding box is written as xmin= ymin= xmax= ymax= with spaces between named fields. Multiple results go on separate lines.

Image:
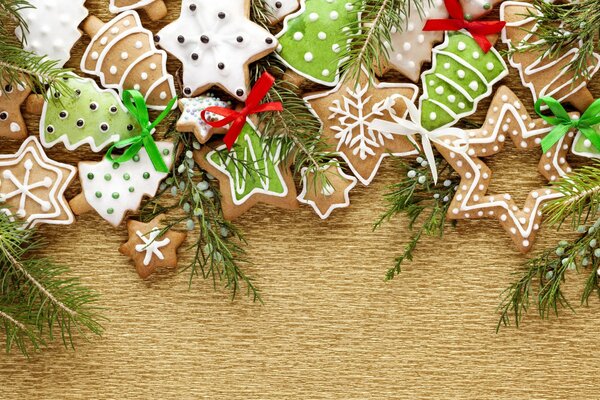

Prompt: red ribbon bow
xmin=423 ymin=0 xmax=506 ymax=53
xmin=201 ymin=72 xmax=283 ymax=150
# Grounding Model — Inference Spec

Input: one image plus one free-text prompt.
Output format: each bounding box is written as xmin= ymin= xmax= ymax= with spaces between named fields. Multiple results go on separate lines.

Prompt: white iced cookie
xmin=265 ymin=0 xmax=300 ymax=23
xmin=15 ymin=0 xmax=88 ymax=67
xmin=155 ymin=0 xmax=278 ymax=101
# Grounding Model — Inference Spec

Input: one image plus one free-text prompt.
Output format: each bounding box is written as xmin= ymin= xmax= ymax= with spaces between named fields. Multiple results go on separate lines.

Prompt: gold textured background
xmin=0 ymin=1 xmax=599 ymax=398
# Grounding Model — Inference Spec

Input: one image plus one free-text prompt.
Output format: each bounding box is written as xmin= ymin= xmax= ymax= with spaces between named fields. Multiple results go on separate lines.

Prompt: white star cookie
xmin=156 ymin=0 xmax=278 ymax=101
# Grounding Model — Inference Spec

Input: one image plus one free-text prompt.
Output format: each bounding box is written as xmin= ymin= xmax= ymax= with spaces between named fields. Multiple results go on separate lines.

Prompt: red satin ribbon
xmin=423 ymin=0 xmax=506 ymax=53
xmin=201 ymin=72 xmax=283 ymax=150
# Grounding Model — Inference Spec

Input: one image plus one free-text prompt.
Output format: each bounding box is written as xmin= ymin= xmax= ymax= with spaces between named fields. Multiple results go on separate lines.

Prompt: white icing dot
xmin=9 ymin=122 xmax=20 ymax=132
xmin=448 ymin=95 xmax=456 ymax=103
xmin=417 ymin=34 xmax=425 ymax=44
xmin=469 ymin=81 xmax=478 ymax=91
xmin=584 ymin=139 xmax=592 ymax=148
xmin=304 ymin=52 xmax=314 ymax=62
xmin=121 ymin=52 xmax=128 ymax=60
xmin=100 ymin=37 xmax=108 ymax=45
xmin=523 ymin=240 xmax=529 ymax=247
xmin=486 ymin=62 xmax=494 ymax=71
xmin=329 ymin=11 xmax=339 ymax=20
xmin=150 ymin=63 xmax=157 ymax=70
xmin=430 ymin=112 xmax=437 ymax=121
xmin=472 ymin=51 xmax=480 ymax=59
xmin=318 ymin=32 xmax=327 ymax=40
xmin=322 ymin=69 xmax=330 ymax=76
xmin=457 ymin=70 xmax=465 ymax=79
xmin=403 ymin=42 xmax=411 ymax=51
xmin=309 ymin=12 xmax=319 ymax=21
xmin=91 ymin=51 xmax=99 ymax=60
xmin=345 ymin=2 xmax=354 ymax=10
xmin=500 ymin=214 xmax=507 ymax=221
xmin=141 ymin=72 xmax=148 ymax=80
xmin=123 ymin=20 xmax=131 ymax=27
xmin=134 ymin=84 xmax=141 ymax=90
xmin=110 ymin=66 xmax=118 ymax=75
xmin=111 ymin=27 xmax=119 ymax=34
xmin=435 ymin=86 xmax=444 ymax=95
xmin=135 ymin=41 xmax=143 ymax=49
xmin=458 ymin=102 xmax=465 ymax=109
xmin=501 ymin=95 xmax=508 ymax=102
xmin=293 ymin=32 xmax=303 ymax=41
xmin=443 ymin=63 xmax=450 ymax=69
xmin=160 ymin=92 xmax=167 ymax=100
xmin=457 ymin=41 xmax=466 ymax=51
xmin=407 ymin=23 xmax=415 ymax=32
xmin=332 ymin=44 xmax=341 ymax=53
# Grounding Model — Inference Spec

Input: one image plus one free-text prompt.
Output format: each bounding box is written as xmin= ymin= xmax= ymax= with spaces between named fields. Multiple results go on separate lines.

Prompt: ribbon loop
xmin=105 ymin=89 xmax=177 ymax=173
xmin=201 ymin=72 xmax=283 ymax=150
xmin=535 ymin=97 xmax=600 ymax=153
xmin=370 ymin=95 xmax=469 ymax=184
xmin=423 ymin=0 xmax=506 ymax=53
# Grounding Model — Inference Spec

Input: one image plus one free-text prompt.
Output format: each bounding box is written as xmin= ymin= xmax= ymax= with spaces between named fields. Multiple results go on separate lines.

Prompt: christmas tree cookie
xmin=194 ymin=120 xmax=298 ymax=220
xmin=0 ymin=80 xmax=30 ymax=140
xmin=33 ymin=75 xmax=141 ymax=152
xmin=276 ymin=0 xmax=359 ymax=86
xmin=419 ymin=32 xmax=507 ymax=131
xmin=69 ymin=142 xmax=175 ymax=226
xmin=15 ymin=0 xmax=88 ymax=67
xmin=109 ymin=0 xmax=168 ymax=21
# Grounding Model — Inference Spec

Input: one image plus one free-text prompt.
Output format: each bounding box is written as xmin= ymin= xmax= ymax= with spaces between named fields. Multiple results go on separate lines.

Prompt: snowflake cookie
xmin=437 ymin=86 xmax=577 ymax=252
xmin=119 ymin=216 xmax=187 ymax=279
xmin=194 ymin=120 xmax=298 ymax=220
xmin=0 ymin=80 xmax=30 ymax=140
xmin=155 ymin=0 xmax=278 ymax=101
xmin=304 ymin=67 xmax=419 ymax=186
xmin=297 ymin=164 xmax=357 ymax=219
xmin=15 ymin=0 xmax=88 ymax=67
xmin=176 ymin=95 xmax=232 ymax=144
xmin=0 ymin=137 xmax=76 ymax=227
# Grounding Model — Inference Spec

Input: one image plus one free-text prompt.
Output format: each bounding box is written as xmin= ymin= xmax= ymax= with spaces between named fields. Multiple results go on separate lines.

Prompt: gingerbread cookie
xmin=0 ymin=137 xmax=76 ymax=227
xmin=500 ymin=1 xmax=600 ymax=112
xmin=264 ymin=0 xmax=300 ymax=23
xmin=194 ymin=120 xmax=298 ymax=220
xmin=119 ymin=216 xmax=187 ymax=279
xmin=29 ymin=75 xmax=142 ymax=152
xmin=304 ymin=67 xmax=419 ymax=186
xmin=15 ymin=0 xmax=88 ymax=67
xmin=69 ymin=141 xmax=175 ymax=226
xmin=80 ymin=11 xmax=176 ymax=110
xmin=0 ymin=80 xmax=30 ymax=140
xmin=419 ymin=31 xmax=507 ymax=131
xmin=376 ymin=0 xmax=448 ymax=82
xmin=276 ymin=0 xmax=359 ymax=86
xmin=155 ymin=0 xmax=277 ymax=101
xmin=297 ymin=164 xmax=357 ymax=219
xmin=177 ymin=95 xmax=231 ymax=144
xmin=438 ymin=86 xmax=577 ymax=252
xmin=109 ymin=0 xmax=168 ymax=21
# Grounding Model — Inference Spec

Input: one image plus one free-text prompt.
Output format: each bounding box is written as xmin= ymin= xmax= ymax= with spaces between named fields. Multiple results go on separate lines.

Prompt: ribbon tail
xmin=143 ymin=137 xmax=169 ymax=173
xmin=471 ymin=34 xmax=492 ymax=53
xmin=423 ymin=19 xmax=464 ymax=32
xmin=223 ymin=118 xmax=248 ymax=150
xmin=541 ymin=125 xmax=570 ymax=153
xmin=421 ymin=137 xmax=438 ymax=184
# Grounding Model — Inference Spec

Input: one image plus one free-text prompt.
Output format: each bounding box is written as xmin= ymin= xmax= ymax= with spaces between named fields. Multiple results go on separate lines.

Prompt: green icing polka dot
xmin=277 ymin=0 xmax=359 ymax=85
xmin=107 ymin=208 xmax=114 ymax=215
xmin=87 ymin=173 xmax=94 ymax=180
xmin=95 ymin=191 xmax=102 ymax=198
xmin=104 ymin=174 xmax=112 ymax=181
xmin=112 ymin=192 xmax=120 ymax=199
xmin=143 ymin=172 xmax=150 ymax=179
xmin=128 ymin=187 xmax=135 ymax=193
xmin=123 ymin=173 xmax=131 ymax=181
xmin=42 ymin=76 xmax=141 ymax=151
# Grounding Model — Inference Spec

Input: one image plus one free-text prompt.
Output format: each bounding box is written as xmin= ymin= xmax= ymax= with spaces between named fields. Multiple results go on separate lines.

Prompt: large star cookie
xmin=194 ymin=119 xmax=298 ymax=220
xmin=156 ymin=0 xmax=277 ymax=101
xmin=119 ymin=216 xmax=187 ymax=279
xmin=437 ymin=86 xmax=576 ymax=253
xmin=304 ymin=67 xmax=419 ymax=185
xmin=0 ymin=136 xmax=76 ymax=227
xmin=297 ymin=164 xmax=357 ymax=219
xmin=0 ymin=80 xmax=31 ymax=140
xmin=176 ymin=95 xmax=231 ymax=144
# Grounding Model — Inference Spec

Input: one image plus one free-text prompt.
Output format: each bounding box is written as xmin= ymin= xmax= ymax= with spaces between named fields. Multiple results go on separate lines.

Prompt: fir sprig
xmin=374 ymin=155 xmax=459 ymax=280
xmin=0 ymin=215 xmax=104 ymax=356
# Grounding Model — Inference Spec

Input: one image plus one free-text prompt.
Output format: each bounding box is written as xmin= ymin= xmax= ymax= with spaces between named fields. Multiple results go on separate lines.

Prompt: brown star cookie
xmin=119 ymin=216 xmax=187 ymax=279
xmin=0 ymin=80 xmax=30 ymax=140
xmin=435 ymin=86 xmax=577 ymax=253
xmin=304 ymin=67 xmax=418 ymax=185
xmin=297 ymin=164 xmax=357 ymax=219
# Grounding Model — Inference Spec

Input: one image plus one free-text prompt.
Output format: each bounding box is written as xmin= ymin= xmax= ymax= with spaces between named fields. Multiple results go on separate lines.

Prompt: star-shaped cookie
xmin=304 ymin=67 xmax=419 ymax=185
xmin=119 ymin=216 xmax=187 ymax=279
xmin=155 ymin=0 xmax=278 ymax=100
xmin=436 ymin=86 xmax=577 ymax=252
xmin=0 ymin=136 xmax=76 ymax=227
xmin=176 ymin=95 xmax=231 ymax=144
xmin=0 ymin=80 xmax=31 ymax=140
xmin=297 ymin=164 xmax=357 ymax=219
xmin=194 ymin=119 xmax=298 ymax=220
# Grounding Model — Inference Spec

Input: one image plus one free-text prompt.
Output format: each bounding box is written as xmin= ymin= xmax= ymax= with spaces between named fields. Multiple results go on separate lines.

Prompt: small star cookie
xmin=155 ymin=0 xmax=278 ymax=100
xmin=0 ymin=80 xmax=31 ymax=140
xmin=297 ymin=164 xmax=357 ymax=219
xmin=194 ymin=119 xmax=298 ymax=220
xmin=437 ymin=86 xmax=577 ymax=252
xmin=176 ymin=95 xmax=231 ymax=144
xmin=304 ymin=66 xmax=419 ymax=185
xmin=0 ymin=136 xmax=76 ymax=227
xmin=119 ymin=216 xmax=187 ymax=279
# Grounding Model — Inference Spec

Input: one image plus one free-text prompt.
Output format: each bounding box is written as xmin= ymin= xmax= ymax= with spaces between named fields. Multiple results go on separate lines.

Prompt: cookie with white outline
xmin=155 ymin=0 xmax=278 ymax=101
xmin=194 ymin=120 xmax=298 ymax=220
xmin=109 ymin=0 xmax=168 ymax=21
xmin=264 ymin=0 xmax=300 ymax=23
xmin=119 ymin=216 xmax=187 ymax=279
xmin=0 ymin=80 xmax=30 ymax=140
xmin=438 ymin=86 xmax=577 ymax=252
xmin=176 ymin=95 xmax=231 ymax=144
xmin=297 ymin=164 xmax=357 ymax=219
xmin=304 ymin=67 xmax=419 ymax=186
xmin=0 ymin=137 xmax=76 ymax=227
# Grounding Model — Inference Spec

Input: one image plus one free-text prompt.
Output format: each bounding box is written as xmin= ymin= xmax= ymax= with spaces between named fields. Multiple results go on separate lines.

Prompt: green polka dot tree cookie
xmin=69 ymin=142 xmax=175 ymax=226
xmin=276 ymin=0 xmax=359 ymax=86
xmin=39 ymin=75 xmax=142 ymax=152
xmin=419 ymin=32 xmax=508 ymax=131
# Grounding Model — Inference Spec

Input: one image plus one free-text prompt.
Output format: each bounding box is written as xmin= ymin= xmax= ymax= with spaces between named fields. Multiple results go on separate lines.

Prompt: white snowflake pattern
xmin=328 ymin=84 xmax=400 ymax=160
xmin=0 ymin=159 xmax=53 ymax=217
xmin=135 ymin=228 xmax=171 ymax=266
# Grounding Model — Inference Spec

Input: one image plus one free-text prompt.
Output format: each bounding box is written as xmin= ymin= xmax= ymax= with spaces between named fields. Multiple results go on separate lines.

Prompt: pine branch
xmin=374 ymin=155 xmax=459 ymax=279
xmin=0 ymin=0 xmax=32 ymax=38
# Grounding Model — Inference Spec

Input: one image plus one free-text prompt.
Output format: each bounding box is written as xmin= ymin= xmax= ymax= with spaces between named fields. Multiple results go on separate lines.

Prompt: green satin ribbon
xmin=105 ymin=90 xmax=177 ymax=173
xmin=536 ymin=96 xmax=600 ymax=153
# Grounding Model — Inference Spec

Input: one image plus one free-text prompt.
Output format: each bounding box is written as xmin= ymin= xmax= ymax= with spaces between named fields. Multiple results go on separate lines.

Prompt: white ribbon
xmin=370 ymin=96 xmax=469 ymax=184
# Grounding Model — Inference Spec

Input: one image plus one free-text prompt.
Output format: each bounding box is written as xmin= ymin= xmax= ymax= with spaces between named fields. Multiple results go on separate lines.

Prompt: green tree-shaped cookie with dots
xmin=41 ymin=76 xmax=141 ymax=152
xmin=276 ymin=0 xmax=358 ymax=86
xmin=419 ymin=32 xmax=508 ymax=131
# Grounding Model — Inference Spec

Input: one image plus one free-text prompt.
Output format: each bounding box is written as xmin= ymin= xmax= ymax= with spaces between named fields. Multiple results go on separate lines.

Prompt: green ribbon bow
xmin=535 ymin=96 xmax=600 ymax=154
xmin=105 ymin=89 xmax=177 ymax=173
